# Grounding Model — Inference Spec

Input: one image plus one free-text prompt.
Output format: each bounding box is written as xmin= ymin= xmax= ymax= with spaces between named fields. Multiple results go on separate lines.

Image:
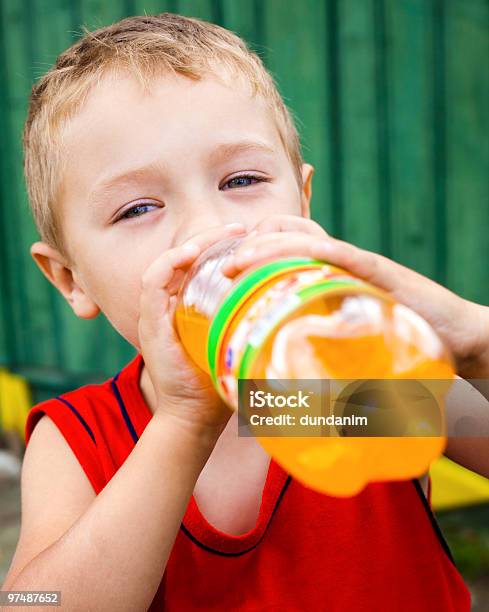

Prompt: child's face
xmin=33 ymin=72 xmax=313 ymax=349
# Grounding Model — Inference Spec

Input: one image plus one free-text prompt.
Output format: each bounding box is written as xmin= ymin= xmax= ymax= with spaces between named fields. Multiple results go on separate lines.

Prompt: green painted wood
xmin=0 ymin=0 xmax=487 ymax=393
xmin=23 ymin=0 xmax=75 ymax=370
xmin=445 ymin=0 xmax=489 ymax=304
xmin=132 ymin=1 xmax=172 ymax=17
xmin=1 ymin=0 xmax=38 ymax=368
xmin=174 ymin=0 xmax=215 ymax=22
xmin=339 ymin=0 xmax=381 ymax=252
xmin=0 ymin=1 xmax=17 ymax=366
xmin=33 ymin=0 xmax=74 ymax=69
xmin=386 ymin=0 xmax=438 ymax=279
xmin=372 ymin=0 xmax=392 ymax=258
xmin=77 ymin=0 xmax=128 ymax=31
xmin=263 ymin=0 xmax=332 ymax=233
xmin=221 ymin=0 xmax=259 ymax=48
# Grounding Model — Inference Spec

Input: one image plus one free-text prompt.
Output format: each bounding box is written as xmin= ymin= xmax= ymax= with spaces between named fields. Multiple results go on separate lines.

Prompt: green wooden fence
xmin=0 ymin=0 xmax=487 ymax=402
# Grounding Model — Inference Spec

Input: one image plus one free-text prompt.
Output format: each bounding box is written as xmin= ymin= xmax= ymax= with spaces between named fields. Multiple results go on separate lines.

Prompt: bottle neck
xmin=180 ymin=235 xmax=245 ymax=321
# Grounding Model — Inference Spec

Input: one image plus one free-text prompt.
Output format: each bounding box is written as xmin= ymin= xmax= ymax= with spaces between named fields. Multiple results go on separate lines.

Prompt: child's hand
xmin=221 ymin=215 xmax=330 ymax=277
xmin=138 ymin=223 xmax=246 ymax=436
xmin=221 ymin=214 xmax=488 ymax=379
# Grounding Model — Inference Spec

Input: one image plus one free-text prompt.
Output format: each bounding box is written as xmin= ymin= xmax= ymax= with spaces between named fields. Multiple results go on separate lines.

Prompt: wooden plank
xmin=0 ymin=3 xmax=17 ymax=366
xmin=174 ymin=0 xmax=215 ymax=22
xmin=132 ymin=1 xmax=173 ymax=16
xmin=262 ymin=0 xmax=333 ymax=234
xmin=445 ymin=0 xmax=489 ymax=304
xmin=372 ymin=0 xmax=392 ymax=258
xmin=221 ymin=0 xmax=259 ymax=49
xmin=33 ymin=0 xmax=74 ymax=70
xmin=324 ymin=0 xmax=342 ymax=238
xmin=0 ymin=0 xmax=41 ymax=367
xmin=16 ymin=0 xmax=80 ymax=374
xmin=77 ymin=0 xmax=128 ymax=31
xmin=338 ymin=0 xmax=381 ymax=252
xmin=19 ymin=0 xmax=79 ymax=372
xmin=385 ymin=0 xmax=437 ymax=278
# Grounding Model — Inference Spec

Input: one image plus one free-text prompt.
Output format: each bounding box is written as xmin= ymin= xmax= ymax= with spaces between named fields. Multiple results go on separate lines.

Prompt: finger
xmin=183 ymin=223 xmax=247 ymax=253
xmin=227 ymin=230 xmax=315 ymax=259
xmin=310 ymin=238 xmax=416 ymax=293
xmin=167 ymin=268 xmax=188 ymax=296
xmin=221 ymin=231 xmax=316 ymax=276
xmin=141 ymin=223 xmax=244 ymax=298
xmin=310 ymin=238 xmax=452 ymax=305
xmin=221 ymin=234 xmax=337 ymax=277
xmin=162 ymin=224 xmax=247 ymax=296
xmin=140 ymin=224 xmax=247 ymax=340
xmin=220 ymin=232 xmax=301 ymax=276
xmin=142 ymin=243 xmax=201 ymax=294
xmin=139 ymin=244 xmax=200 ymax=342
xmin=254 ymin=215 xmax=329 ymax=238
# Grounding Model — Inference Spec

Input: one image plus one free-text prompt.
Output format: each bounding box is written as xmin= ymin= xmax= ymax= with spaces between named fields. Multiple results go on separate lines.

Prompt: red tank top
xmin=25 ymin=354 xmax=471 ymax=611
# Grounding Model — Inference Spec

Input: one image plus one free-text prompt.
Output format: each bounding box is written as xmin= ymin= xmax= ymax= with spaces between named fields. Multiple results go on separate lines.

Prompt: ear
xmin=300 ymin=163 xmax=314 ymax=219
xmin=30 ymin=242 xmax=100 ymax=319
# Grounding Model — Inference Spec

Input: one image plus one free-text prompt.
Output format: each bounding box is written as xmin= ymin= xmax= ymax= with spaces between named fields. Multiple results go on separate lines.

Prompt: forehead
xmin=60 ymin=71 xmax=284 ymax=187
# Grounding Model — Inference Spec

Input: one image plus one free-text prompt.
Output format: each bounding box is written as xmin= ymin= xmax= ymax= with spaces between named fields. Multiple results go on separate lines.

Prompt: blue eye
xmin=222 ymin=174 xmax=265 ymax=190
xmin=117 ymin=202 xmax=159 ymax=221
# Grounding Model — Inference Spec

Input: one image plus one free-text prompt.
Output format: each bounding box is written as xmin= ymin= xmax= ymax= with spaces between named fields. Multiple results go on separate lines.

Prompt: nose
xmin=174 ymin=203 xmax=253 ymax=246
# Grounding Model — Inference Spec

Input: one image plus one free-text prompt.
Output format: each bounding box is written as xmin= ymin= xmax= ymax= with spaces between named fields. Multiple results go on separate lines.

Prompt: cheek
xmin=79 ymin=253 xmax=145 ymax=345
xmin=236 ymin=179 xmax=302 ymax=231
xmin=80 ymin=236 xmax=159 ymax=308
xmin=267 ymin=179 xmax=303 ymax=216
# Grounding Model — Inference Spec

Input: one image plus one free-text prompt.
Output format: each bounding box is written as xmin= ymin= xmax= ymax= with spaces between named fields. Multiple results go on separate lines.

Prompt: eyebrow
xmin=88 ymin=165 xmax=162 ymax=210
xmin=208 ymin=140 xmax=276 ymax=164
xmin=88 ymin=139 xmax=276 ymax=208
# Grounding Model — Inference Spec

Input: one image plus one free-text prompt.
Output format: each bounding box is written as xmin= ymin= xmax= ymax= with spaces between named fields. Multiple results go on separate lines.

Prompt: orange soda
xmin=175 ymin=236 xmax=454 ymax=496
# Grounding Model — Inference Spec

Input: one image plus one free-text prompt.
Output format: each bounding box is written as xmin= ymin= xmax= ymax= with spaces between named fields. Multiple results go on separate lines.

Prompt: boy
xmin=2 ymin=13 xmax=489 ymax=610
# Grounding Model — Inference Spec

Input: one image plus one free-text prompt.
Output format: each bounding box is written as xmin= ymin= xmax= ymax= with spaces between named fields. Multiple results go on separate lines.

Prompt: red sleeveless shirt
xmin=25 ymin=354 xmax=471 ymax=611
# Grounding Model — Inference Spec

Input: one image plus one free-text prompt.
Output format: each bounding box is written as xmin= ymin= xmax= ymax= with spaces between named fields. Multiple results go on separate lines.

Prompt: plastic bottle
xmin=175 ymin=235 xmax=454 ymax=496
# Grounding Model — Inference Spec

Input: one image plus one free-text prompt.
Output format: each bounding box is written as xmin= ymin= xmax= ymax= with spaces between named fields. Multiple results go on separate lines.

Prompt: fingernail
xmin=225 ymin=223 xmax=245 ymax=230
xmin=312 ymin=244 xmax=335 ymax=261
xmin=315 ymin=240 xmax=335 ymax=252
xmin=181 ymin=243 xmax=200 ymax=253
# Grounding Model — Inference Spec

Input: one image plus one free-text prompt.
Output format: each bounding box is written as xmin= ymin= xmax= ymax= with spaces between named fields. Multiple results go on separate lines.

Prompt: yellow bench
xmin=431 ymin=456 xmax=489 ymax=510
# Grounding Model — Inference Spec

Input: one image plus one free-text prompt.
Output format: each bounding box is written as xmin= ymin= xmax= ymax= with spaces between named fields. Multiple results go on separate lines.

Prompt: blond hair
xmin=23 ymin=13 xmax=304 ymax=257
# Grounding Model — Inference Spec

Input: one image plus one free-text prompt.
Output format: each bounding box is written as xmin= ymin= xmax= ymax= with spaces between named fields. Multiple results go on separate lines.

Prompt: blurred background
xmin=0 ymin=0 xmax=488 ymax=606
